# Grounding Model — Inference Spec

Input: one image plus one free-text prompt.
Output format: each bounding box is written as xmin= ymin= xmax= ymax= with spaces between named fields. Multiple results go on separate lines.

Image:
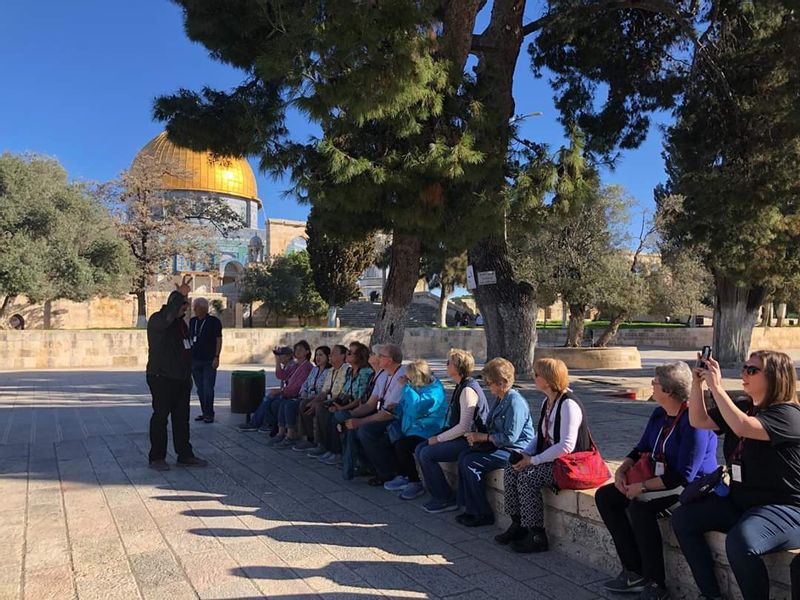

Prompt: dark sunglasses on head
xmin=742 ymin=365 xmax=762 ymax=376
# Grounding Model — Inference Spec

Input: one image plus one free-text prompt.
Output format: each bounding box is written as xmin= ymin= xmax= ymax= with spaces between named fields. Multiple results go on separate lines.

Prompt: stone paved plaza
xmin=0 ymin=351 xmax=772 ymax=600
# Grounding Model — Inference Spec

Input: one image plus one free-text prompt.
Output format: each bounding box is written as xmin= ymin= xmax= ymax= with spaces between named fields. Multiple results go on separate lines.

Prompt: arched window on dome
xmin=285 ymin=236 xmax=307 ymax=255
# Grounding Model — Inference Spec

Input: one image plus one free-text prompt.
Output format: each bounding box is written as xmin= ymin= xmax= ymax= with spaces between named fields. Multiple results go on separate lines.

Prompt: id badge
xmin=183 ymin=339 xmax=191 ymax=350
xmin=655 ymin=461 xmax=665 ymax=477
xmin=731 ymin=464 xmax=742 ymax=483
xmin=327 ymin=393 xmax=333 ymax=402
xmin=192 ymin=336 xmax=198 ymax=344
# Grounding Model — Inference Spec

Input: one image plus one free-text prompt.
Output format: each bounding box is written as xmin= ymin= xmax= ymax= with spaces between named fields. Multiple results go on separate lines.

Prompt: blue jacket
xmin=396 ymin=379 xmax=448 ymax=439
xmin=630 ymin=405 xmax=718 ymax=488
xmin=487 ymin=389 xmax=535 ymax=450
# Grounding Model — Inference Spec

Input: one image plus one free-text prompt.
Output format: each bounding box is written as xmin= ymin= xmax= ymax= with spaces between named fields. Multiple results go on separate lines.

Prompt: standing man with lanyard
xmin=189 ymin=297 xmax=223 ymax=423
xmin=146 ymin=278 xmax=208 ymax=471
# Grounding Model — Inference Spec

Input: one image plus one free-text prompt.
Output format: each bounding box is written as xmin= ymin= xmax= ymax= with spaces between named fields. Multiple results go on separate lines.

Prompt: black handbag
xmin=679 ymin=466 xmax=727 ymax=504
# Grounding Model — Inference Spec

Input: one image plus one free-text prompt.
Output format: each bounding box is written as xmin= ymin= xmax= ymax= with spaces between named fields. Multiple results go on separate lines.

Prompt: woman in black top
xmin=671 ymin=350 xmax=800 ymax=600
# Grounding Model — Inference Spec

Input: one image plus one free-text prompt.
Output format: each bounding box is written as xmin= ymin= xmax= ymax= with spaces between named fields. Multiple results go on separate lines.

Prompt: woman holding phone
xmin=671 ymin=350 xmax=800 ymax=600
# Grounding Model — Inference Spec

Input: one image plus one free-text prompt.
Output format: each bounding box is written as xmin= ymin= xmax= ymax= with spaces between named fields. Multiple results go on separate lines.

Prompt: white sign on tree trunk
xmin=477 ymin=270 xmax=497 ymax=285
xmin=466 ymin=265 xmax=477 ymax=290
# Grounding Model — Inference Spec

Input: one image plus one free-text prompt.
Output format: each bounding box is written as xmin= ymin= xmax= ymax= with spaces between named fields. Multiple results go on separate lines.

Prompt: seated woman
xmin=455 ymin=357 xmax=534 ymax=527
xmin=383 ymin=360 xmax=447 ymax=500
xmin=497 ymin=358 xmax=601 ymax=553
xmin=672 ymin=351 xmax=800 ymax=600
xmin=264 ymin=340 xmax=313 ymax=445
xmin=274 ymin=345 xmax=331 ymax=449
xmin=595 ymin=362 xmax=717 ymax=599
xmin=415 ymin=348 xmax=491 ymax=513
xmin=318 ymin=342 xmax=374 ymax=472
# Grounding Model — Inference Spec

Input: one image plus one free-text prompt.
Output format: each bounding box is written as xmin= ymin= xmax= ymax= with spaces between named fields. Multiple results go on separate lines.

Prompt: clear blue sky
xmin=0 ymin=0 xmax=671 ymax=236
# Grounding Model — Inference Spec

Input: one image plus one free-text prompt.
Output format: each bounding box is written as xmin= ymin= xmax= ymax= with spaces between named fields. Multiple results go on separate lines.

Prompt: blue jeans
xmin=457 ymin=447 xmax=510 ymax=517
xmin=672 ymin=495 xmax=800 ymax=599
xmin=415 ymin=438 xmax=470 ymax=503
xmin=278 ymin=398 xmax=301 ymax=428
xmin=191 ymin=359 xmax=217 ymax=417
xmin=248 ymin=394 xmax=284 ymax=428
xmin=355 ymin=419 xmax=395 ymax=481
xmin=263 ymin=395 xmax=291 ymax=428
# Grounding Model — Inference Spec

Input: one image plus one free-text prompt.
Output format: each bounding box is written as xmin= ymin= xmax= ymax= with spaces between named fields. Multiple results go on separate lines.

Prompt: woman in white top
xmin=496 ymin=358 xmax=589 ymax=553
xmin=415 ymin=348 xmax=490 ymax=514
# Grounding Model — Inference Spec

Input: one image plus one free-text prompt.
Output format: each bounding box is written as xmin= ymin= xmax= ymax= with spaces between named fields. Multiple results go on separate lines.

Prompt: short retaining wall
xmin=0 ymin=328 xmax=488 ymax=370
xmin=440 ymin=462 xmax=794 ymax=599
xmin=2 ymin=325 xmax=798 ymax=371
xmin=533 ymin=346 xmax=642 ymax=370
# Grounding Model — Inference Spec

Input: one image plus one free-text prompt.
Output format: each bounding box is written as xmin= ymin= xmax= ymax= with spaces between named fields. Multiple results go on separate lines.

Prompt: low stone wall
xmin=536 ymin=327 xmax=714 ymax=349
xmin=3 ymin=325 xmax=799 ymax=371
xmin=440 ymin=462 xmax=794 ymax=599
xmin=0 ymin=327 xmax=489 ymax=370
xmin=533 ymin=346 xmax=642 ymax=369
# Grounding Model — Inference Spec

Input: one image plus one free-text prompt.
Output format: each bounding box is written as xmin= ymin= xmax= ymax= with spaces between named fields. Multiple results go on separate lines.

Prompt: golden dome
xmin=134 ymin=132 xmax=260 ymax=204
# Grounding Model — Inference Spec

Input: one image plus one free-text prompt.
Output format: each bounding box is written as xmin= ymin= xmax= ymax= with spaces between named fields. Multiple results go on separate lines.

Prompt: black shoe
xmin=603 ymin=570 xmax=646 ymax=594
xmin=177 ymin=456 xmax=208 ymax=467
xmin=194 ymin=414 xmax=206 ymax=421
xmin=238 ymin=423 xmax=258 ymax=432
xmin=203 ymin=416 xmax=214 ymax=423
xmin=511 ymin=527 xmax=549 ymax=553
xmin=368 ymin=476 xmax=388 ymax=487
xmin=638 ymin=582 xmax=670 ymax=600
xmin=148 ymin=460 xmax=170 ymax=471
xmin=461 ymin=513 xmax=495 ymax=528
xmin=494 ymin=519 xmax=526 ymax=545
xmin=455 ymin=512 xmax=473 ymax=525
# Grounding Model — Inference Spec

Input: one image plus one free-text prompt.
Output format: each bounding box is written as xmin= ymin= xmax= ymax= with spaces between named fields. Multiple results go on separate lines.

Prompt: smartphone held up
xmin=697 ymin=345 xmax=712 ymax=370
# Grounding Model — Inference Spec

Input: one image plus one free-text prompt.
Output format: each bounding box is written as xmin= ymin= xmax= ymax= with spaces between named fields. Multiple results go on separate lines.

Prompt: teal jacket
xmin=396 ymin=379 xmax=448 ymax=439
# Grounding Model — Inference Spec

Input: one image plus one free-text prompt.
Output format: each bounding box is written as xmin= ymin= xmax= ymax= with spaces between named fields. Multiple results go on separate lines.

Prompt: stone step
xmin=439 ymin=461 xmax=795 ymax=599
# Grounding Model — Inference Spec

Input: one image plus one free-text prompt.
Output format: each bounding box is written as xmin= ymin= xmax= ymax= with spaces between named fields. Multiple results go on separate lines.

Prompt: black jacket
xmin=146 ymin=291 xmax=191 ymax=380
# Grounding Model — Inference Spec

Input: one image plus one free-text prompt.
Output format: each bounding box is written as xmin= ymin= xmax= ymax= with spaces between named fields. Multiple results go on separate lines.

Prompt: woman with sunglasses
xmin=672 ymin=350 xmax=800 ymax=600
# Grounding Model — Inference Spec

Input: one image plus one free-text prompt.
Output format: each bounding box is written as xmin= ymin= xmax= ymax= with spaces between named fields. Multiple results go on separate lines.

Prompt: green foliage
xmin=657 ymin=3 xmax=800 ymax=291
xmin=0 ymin=153 xmax=133 ymax=318
xmin=306 ymin=209 xmax=377 ymax=307
xmin=240 ymin=251 xmax=326 ymax=323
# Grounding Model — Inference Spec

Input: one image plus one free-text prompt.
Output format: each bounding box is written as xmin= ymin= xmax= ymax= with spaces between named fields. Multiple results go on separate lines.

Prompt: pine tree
xmin=656 ymin=3 xmax=800 ymax=365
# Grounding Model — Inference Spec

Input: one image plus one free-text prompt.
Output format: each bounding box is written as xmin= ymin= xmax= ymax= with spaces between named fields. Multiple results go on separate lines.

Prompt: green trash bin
xmin=230 ymin=370 xmax=265 ymax=421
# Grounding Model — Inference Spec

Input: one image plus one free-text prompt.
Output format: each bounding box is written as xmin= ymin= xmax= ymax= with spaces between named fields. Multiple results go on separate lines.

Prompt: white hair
xmin=192 ymin=297 xmax=209 ymax=309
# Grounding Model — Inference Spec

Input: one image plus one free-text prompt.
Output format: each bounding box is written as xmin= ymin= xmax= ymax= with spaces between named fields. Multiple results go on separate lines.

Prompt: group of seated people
xmin=237 ymin=340 xmax=800 ymax=600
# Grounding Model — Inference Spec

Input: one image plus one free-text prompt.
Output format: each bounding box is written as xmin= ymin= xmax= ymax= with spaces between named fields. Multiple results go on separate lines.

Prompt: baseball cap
xmin=273 ymin=346 xmax=293 ymax=356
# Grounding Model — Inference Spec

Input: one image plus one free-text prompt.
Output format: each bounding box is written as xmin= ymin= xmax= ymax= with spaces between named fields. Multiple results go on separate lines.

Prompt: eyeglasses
xmin=742 ymin=365 xmax=762 ymax=376
xmin=651 ymin=379 xmax=661 ymax=386
xmin=378 ymin=354 xmax=390 ymax=359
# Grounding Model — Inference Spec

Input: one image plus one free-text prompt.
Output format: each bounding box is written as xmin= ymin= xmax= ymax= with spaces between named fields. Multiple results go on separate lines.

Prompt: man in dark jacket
xmin=146 ymin=280 xmax=207 ymax=470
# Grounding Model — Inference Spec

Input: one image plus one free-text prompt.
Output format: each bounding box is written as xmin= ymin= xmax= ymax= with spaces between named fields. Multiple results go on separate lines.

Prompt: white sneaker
xmin=317 ymin=451 xmax=334 ymax=462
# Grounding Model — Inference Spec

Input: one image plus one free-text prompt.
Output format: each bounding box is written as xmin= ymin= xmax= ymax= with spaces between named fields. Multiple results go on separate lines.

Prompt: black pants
xmin=595 ymin=483 xmax=679 ymax=588
xmin=147 ymin=374 xmax=194 ymax=462
xmin=394 ymin=435 xmax=425 ymax=482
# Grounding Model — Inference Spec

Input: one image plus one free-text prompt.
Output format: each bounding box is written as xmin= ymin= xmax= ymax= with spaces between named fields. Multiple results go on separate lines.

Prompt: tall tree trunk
xmin=371 ymin=232 xmax=421 ymax=345
xmin=135 ymin=289 xmax=147 ymax=328
xmin=437 ymin=281 xmax=452 ymax=327
xmin=471 ymin=237 xmax=537 ymax=375
xmin=594 ymin=312 xmax=626 ymax=347
xmin=469 ymin=0 xmax=535 ymax=376
xmin=712 ymin=275 xmax=765 ymax=367
xmin=566 ymin=303 xmax=586 ymax=347
xmin=327 ymin=305 xmax=338 ymax=327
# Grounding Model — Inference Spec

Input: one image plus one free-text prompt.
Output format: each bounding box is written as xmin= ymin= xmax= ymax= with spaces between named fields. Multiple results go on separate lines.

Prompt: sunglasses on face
xmin=742 ymin=365 xmax=762 ymax=376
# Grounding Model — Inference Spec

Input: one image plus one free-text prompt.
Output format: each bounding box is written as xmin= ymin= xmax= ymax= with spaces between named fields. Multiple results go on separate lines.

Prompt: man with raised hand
xmin=146 ymin=277 xmax=208 ymax=471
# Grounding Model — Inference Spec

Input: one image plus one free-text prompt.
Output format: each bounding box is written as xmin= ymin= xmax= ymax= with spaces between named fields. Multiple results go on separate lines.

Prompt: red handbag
xmin=552 ymin=432 xmax=612 ymax=490
xmin=624 ymin=452 xmax=655 ymax=485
